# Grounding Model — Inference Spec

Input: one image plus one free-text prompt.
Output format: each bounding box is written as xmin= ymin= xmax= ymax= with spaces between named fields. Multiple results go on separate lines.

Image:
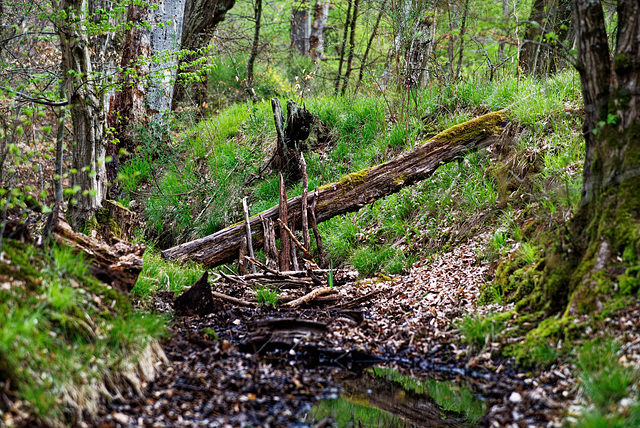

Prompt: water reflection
xmin=305 ymin=367 xmax=485 ymax=427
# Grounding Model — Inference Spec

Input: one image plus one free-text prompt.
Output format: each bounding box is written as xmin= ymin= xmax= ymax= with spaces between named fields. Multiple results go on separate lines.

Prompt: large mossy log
xmin=162 ymin=111 xmax=506 ymax=267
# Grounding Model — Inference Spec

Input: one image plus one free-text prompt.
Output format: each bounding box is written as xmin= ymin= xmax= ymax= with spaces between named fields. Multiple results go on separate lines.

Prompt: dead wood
xmin=329 ymin=289 xmax=386 ymax=309
xmin=238 ymin=237 xmax=248 ymax=275
xmin=211 ymin=291 xmax=255 ymax=308
xmin=278 ymin=173 xmax=290 ymax=271
xmin=277 ymin=218 xmax=314 ymax=261
xmin=174 ymin=271 xmax=220 ymax=316
xmin=309 ymin=187 xmax=325 ymax=268
xmin=242 ymin=197 xmax=256 ymax=274
xmin=289 ymin=215 xmax=299 ymax=271
xmin=44 ymin=204 xmax=144 ymax=293
xmin=284 ymin=287 xmax=335 ymax=307
xmin=300 ymin=153 xmax=311 ymax=250
xmin=162 ymin=111 xmax=506 ymax=267
xmin=260 ymin=215 xmax=278 ymax=270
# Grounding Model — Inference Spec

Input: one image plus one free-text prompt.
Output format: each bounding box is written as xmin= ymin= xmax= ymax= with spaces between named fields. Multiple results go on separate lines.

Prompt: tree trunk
xmin=381 ymin=0 xmax=437 ymax=90
xmin=272 ymin=99 xmax=316 ymax=181
xmin=406 ymin=6 xmax=437 ymax=88
xmin=309 ymin=0 xmax=331 ymax=62
xmin=519 ymin=0 xmax=573 ymax=76
xmin=340 ymin=0 xmax=360 ymax=95
xmin=246 ymin=0 xmax=262 ymax=102
xmin=290 ymin=7 xmax=311 ymax=56
xmin=334 ymin=0 xmax=352 ymax=94
xmin=57 ymin=0 xmax=107 ymax=229
xmin=172 ymin=0 xmax=236 ymax=108
xmin=162 ymin=111 xmax=506 ymax=267
xmin=538 ymin=0 xmax=640 ymax=315
xmin=355 ymin=2 xmax=385 ymax=95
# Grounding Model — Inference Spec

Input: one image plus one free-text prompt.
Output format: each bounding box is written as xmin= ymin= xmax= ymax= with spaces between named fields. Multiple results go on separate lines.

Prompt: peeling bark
xmin=309 ymin=0 xmax=330 ymax=62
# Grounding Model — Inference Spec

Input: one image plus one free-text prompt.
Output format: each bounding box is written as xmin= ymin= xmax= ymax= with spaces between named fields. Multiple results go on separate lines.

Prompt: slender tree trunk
xmin=289 ymin=7 xmax=310 ymax=55
xmin=341 ymin=0 xmax=360 ymax=95
xmin=454 ymin=0 xmax=469 ymax=81
xmin=334 ymin=0 xmax=352 ymax=94
xmin=246 ymin=0 xmax=262 ymax=102
xmin=355 ymin=2 xmax=385 ymax=95
xmin=57 ymin=0 xmax=107 ymax=230
xmin=309 ymin=0 xmax=331 ymax=62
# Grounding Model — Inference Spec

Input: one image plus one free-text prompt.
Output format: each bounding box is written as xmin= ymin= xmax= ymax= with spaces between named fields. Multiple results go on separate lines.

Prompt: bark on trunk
xmin=272 ymin=98 xmax=315 ymax=181
xmin=538 ymin=0 xmax=640 ymax=315
xmin=246 ymin=0 xmax=262 ymax=102
xmin=381 ymin=0 xmax=437 ymax=90
xmin=57 ymin=0 xmax=107 ymax=229
xmin=162 ymin=111 xmax=506 ymax=267
xmin=290 ymin=7 xmax=311 ymax=55
xmin=519 ymin=0 xmax=574 ymax=76
xmin=172 ymin=0 xmax=236 ymax=108
xmin=309 ymin=0 xmax=331 ymax=62
xmin=334 ymin=0 xmax=352 ymax=93
xmin=340 ymin=0 xmax=360 ymax=95
xmin=406 ymin=8 xmax=437 ymax=88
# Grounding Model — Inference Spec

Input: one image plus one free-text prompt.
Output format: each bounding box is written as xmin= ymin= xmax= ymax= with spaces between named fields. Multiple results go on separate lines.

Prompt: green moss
xmin=506 ymin=315 xmax=583 ymax=367
xmin=394 ymin=173 xmax=408 ymax=185
xmin=430 ymin=111 xmax=504 ymax=145
xmin=319 ymin=167 xmax=371 ymax=192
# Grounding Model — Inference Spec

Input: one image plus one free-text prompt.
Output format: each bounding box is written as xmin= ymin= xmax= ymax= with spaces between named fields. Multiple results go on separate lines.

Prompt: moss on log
xmin=161 ymin=111 xmax=506 ymax=267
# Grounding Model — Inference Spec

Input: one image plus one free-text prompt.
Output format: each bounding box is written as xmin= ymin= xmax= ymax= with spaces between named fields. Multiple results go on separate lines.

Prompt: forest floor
xmin=90 ymin=237 xmax=640 ymax=428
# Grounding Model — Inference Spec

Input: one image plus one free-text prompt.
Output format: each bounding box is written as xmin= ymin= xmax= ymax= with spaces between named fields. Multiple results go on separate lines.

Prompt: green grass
xmin=120 ymin=70 xmax=584 ymax=283
xmin=0 ymin=240 xmax=167 ymax=424
xmin=255 ymin=285 xmax=278 ymax=309
xmin=132 ymin=248 xmax=205 ymax=298
xmin=570 ymin=339 xmax=640 ymax=427
xmin=457 ymin=313 xmax=505 ymax=351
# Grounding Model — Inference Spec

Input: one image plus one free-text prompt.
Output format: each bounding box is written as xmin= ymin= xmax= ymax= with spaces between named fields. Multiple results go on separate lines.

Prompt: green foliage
xmin=255 ymin=285 xmax=278 ymax=309
xmin=0 ymin=240 xmax=166 ymax=424
xmin=576 ymin=339 xmax=638 ymax=413
xmin=457 ymin=313 xmax=505 ymax=351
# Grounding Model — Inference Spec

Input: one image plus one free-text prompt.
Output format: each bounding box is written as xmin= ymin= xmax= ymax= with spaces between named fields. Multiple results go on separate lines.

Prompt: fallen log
xmin=162 ymin=111 xmax=506 ymax=267
xmin=44 ymin=204 xmax=145 ymax=293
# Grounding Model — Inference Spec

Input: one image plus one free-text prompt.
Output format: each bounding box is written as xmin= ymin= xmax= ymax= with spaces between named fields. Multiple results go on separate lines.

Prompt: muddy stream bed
xmin=94 ymin=243 xmax=575 ymax=427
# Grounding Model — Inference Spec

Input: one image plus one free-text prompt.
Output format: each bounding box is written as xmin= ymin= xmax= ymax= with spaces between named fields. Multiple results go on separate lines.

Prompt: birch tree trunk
xmin=57 ymin=0 xmax=107 ymax=230
xmin=381 ymin=0 xmax=437 ymax=90
xmin=309 ymin=0 xmax=331 ymax=62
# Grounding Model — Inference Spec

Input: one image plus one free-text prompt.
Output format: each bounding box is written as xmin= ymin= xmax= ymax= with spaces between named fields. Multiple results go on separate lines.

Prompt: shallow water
xmin=304 ymin=366 xmax=486 ymax=427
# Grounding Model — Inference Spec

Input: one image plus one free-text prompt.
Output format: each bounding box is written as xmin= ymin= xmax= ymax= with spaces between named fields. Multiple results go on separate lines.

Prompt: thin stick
xmin=211 ymin=291 xmax=255 ymax=307
xmin=277 ymin=218 xmax=314 ymax=261
xmin=309 ymin=187 xmax=325 ymax=268
xmin=245 ymin=256 xmax=294 ymax=279
xmin=289 ymin=215 xmax=300 ymax=271
xmin=300 ymin=153 xmax=311 ymax=250
xmin=278 ymin=173 xmax=290 ymax=271
xmin=284 ymin=287 xmax=335 ymax=308
xmin=242 ymin=197 xmax=257 ymax=274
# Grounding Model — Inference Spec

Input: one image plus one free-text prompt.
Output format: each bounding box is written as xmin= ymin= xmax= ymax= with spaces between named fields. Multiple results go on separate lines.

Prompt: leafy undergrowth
xmin=0 ymin=240 xmax=167 ymax=426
